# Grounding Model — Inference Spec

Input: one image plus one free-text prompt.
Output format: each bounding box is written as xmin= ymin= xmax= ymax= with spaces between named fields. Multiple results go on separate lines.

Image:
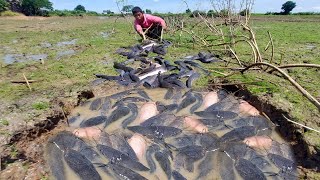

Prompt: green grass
xmin=0 ymin=119 xmax=9 ymax=126
xmin=32 ymin=101 xmax=50 ymax=110
xmin=0 ymin=15 xmax=319 ymax=156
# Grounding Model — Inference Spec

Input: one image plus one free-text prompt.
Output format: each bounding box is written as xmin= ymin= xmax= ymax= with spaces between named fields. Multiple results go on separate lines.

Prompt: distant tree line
xmin=2 ymin=0 xmax=319 ymax=17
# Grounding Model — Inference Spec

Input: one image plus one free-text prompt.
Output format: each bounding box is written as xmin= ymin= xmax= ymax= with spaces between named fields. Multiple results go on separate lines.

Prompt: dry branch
xmin=23 ymin=73 xmax=32 ymax=91
xmin=11 ymin=80 xmax=38 ymax=83
xmin=283 ymin=115 xmax=320 ymax=134
xmin=240 ymin=62 xmax=320 ymax=111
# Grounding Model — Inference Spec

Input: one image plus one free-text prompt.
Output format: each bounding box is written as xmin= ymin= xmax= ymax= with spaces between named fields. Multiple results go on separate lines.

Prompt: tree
xmin=207 ymin=10 xmax=218 ymax=17
xmin=121 ymin=5 xmax=134 ymax=13
xmin=240 ymin=9 xmax=250 ymax=16
xmin=0 ymin=0 xmax=8 ymax=12
xmin=185 ymin=8 xmax=191 ymax=14
xmin=74 ymin=5 xmax=86 ymax=12
xmin=146 ymin=9 xmax=151 ymax=14
xmin=103 ymin=10 xmax=114 ymax=15
xmin=281 ymin=1 xmax=296 ymax=15
xmin=21 ymin=0 xmax=53 ymax=16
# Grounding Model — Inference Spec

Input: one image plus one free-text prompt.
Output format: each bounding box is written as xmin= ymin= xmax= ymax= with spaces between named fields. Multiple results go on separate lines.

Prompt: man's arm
xmin=134 ymin=21 xmax=146 ymax=40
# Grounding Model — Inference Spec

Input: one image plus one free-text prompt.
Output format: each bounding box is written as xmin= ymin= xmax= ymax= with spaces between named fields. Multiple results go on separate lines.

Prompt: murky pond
xmin=45 ymin=87 xmax=297 ymax=180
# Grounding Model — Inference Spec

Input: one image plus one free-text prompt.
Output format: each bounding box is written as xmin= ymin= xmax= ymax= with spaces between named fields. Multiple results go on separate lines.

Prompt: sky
xmin=49 ymin=0 xmax=320 ymax=13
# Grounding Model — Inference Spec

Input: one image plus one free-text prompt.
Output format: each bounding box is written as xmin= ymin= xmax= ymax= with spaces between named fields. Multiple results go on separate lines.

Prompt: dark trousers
xmin=144 ymin=24 xmax=162 ymax=40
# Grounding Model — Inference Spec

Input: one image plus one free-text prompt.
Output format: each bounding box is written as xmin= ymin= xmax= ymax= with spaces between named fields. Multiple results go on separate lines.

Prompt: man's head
xmin=132 ymin=6 xmax=144 ymax=21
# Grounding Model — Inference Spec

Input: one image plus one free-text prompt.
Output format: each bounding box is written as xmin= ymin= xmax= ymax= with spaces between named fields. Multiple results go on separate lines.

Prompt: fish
xmin=80 ymin=116 xmax=108 ymax=128
xmin=267 ymin=153 xmax=296 ymax=172
xmin=104 ymin=106 xmax=130 ymax=128
xmin=218 ymin=151 xmax=235 ymax=180
xmin=122 ymin=103 xmax=138 ymax=128
xmin=139 ymin=66 xmax=167 ymax=80
xmin=197 ymin=151 xmax=215 ymax=179
xmin=109 ymin=133 xmax=138 ymax=161
xmin=186 ymin=72 xmax=201 ymax=88
xmin=164 ymin=88 xmax=174 ymax=100
xmin=199 ymin=133 xmax=220 ymax=151
xmin=220 ymin=126 xmax=257 ymax=143
xmin=89 ymin=98 xmax=103 ymax=111
xmin=137 ymin=89 xmax=151 ymax=100
xmin=235 ymin=158 xmax=267 ymax=180
xmin=140 ymin=113 xmax=176 ymax=127
xmin=109 ymin=89 xmax=136 ymax=100
xmin=172 ymin=170 xmax=187 ymax=180
xmin=178 ymin=145 xmax=205 ymax=161
xmin=146 ymin=144 xmax=161 ymax=173
xmin=46 ymin=142 xmax=66 ymax=180
xmin=155 ymin=150 xmax=172 ymax=179
xmin=64 ymin=149 xmax=101 ymax=180
xmin=95 ymin=74 xmax=121 ymax=81
xmin=127 ymin=126 xmax=182 ymax=140
xmin=177 ymin=93 xmax=197 ymax=112
xmin=100 ymin=98 xmax=111 ymax=115
xmin=97 ymin=144 xmax=149 ymax=171
xmin=195 ymin=110 xmax=238 ymax=120
xmin=190 ymin=93 xmax=203 ymax=113
xmin=114 ymin=62 xmax=134 ymax=72
xmin=108 ymin=164 xmax=148 ymax=180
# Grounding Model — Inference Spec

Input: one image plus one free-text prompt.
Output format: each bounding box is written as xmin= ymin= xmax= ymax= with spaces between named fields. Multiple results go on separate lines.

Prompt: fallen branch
xmin=268 ymin=63 xmax=320 ymax=73
xmin=209 ymin=81 xmax=262 ymax=86
xmin=240 ymin=62 xmax=320 ymax=111
xmin=208 ymin=69 xmax=228 ymax=76
xmin=23 ymin=73 xmax=32 ymax=91
xmin=11 ymin=80 xmax=38 ymax=83
xmin=227 ymin=46 xmax=243 ymax=67
xmin=278 ymin=64 xmax=320 ymax=69
xmin=283 ymin=115 xmax=320 ymax=134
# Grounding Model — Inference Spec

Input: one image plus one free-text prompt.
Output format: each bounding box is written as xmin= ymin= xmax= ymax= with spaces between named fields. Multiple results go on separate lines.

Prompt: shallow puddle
xmin=56 ymin=50 xmax=76 ymax=59
xmin=3 ymin=53 xmax=48 ymax=64
xmin=56 ymin=39 xmax=77 ymax=47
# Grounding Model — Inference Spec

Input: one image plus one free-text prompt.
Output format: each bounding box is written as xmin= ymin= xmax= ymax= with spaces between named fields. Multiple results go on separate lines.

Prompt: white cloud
xmin=312 ymin=6 xmax=320 ymax=10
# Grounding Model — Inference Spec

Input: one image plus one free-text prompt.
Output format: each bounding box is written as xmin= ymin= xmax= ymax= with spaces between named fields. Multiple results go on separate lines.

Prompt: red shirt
xmin=134 ymin=14 xmax=166 ymax=34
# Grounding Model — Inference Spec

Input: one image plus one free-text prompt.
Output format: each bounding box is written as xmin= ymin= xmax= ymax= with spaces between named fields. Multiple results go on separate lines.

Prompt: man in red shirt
xmin=132 ymin=6 xmax=167 ymax=41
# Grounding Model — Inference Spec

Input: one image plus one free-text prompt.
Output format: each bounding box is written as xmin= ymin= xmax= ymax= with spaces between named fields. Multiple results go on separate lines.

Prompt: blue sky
xmin=50 ymin=0 xmax=320 ymax=13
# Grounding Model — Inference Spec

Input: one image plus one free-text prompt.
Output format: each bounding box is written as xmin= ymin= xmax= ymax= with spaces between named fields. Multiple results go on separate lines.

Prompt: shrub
xmin=0 ymin=10 xmax=22 ymax=16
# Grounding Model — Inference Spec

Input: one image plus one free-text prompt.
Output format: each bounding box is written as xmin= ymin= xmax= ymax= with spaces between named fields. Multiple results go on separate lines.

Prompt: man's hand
xmin=139 ymin=31 xmax=146 ymax=41
xmin=163 ymin=26 xmax=168 ymax=32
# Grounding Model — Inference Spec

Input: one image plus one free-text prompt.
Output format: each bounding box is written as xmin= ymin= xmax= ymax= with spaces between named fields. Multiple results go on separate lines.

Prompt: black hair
xmin=132 ymin=6 xmax=143 ymax=15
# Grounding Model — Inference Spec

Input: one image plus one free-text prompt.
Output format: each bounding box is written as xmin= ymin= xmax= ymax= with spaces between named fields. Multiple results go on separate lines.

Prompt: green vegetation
xmin=0 ymin=10 xmax=21 ymax=16
xmin=21 ymin=0 xmax=53 ymax=16
xmin=74 ymin=5 xmax=86 ymax=12
xmin=281 ymin=1 xmax=297 ymax=15
xmin=0 ymin=0 xmax=8 ymax=12
xmin=32 ymin=101 xmax=50 ymax=110
xmin=0 ymin=119 xmax=9 ymax=126
xmin=122 ymin=5 xmax=134 ymax=13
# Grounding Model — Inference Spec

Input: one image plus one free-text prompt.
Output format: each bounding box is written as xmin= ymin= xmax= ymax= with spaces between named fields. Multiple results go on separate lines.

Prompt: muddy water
xmin=48 ymin=88 xmax=296 ymax=180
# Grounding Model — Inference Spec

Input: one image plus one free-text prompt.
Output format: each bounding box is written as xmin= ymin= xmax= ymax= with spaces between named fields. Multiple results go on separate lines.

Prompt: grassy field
xmin=0 ymin=15 xmax=320 ymax=178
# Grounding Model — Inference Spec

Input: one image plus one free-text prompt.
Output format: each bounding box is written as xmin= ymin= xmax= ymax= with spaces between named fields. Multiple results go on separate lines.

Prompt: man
xmin=132 ymin=6 xmax=167 ymax=41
